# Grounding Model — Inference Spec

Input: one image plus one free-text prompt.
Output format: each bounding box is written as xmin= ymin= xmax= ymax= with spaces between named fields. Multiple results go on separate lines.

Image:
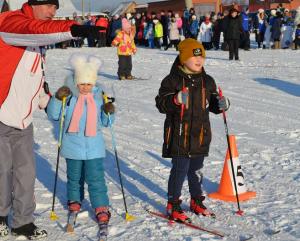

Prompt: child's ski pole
xmin=50 ymin=97 xmax=67 ymax=220
xmin=218 ymin=87 xmax=244 ymax=216
xmin=103 ymin=94 xmax=135 ymax=221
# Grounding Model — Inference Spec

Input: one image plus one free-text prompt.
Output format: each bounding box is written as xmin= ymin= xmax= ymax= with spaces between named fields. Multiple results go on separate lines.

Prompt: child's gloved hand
xmin=103 ymin=102 xmax=115 ymax=114
xmin=217 ymin=96 xmax=230 ymax=111
xmin=174 ymin=88 xmax=189 ymax=105
xmin=55 ymin=86 xmax=71 ymax=100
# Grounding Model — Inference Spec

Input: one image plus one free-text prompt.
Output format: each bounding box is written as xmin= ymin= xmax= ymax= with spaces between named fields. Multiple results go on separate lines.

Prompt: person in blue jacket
xmin=189 ymin=14 xmax=199 ymax=39
xmin=253 ymin=9 xmax=267 ymax=48
xmin=240 ymin=8 xmax=250 ymax=50
xmin=295 ymin=24 xmax=300 ymax=50
xmin=47 ymin=53 xmax=115 ymax=233
xmin=109 ymin=14 xmax=122 ymax=45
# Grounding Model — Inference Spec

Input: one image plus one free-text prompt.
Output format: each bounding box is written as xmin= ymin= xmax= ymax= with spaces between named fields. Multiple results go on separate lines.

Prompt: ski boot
xmin=118 ymin=75 xmax=126 ymax=80
xmin=166 ymin=199 xmax=191 ymax=223
xmin=66 ymin=201 xmax=81 ymax=233
xmin=190 ymin=196 xmax=216 ymax=218
xmin=96 ymin=207 xmax=111 ymax=241
xmin=126 ymin=75 xmax=135 ymax=80
xmin=11 ymin=223 xmax=47 ymax=240
xmin=0 ymin=216 xmax=9 ymax=237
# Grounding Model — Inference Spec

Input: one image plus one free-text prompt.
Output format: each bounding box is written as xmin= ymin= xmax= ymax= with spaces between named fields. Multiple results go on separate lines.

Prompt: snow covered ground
xmin=12 ymin=44 xmax=300 ymax=241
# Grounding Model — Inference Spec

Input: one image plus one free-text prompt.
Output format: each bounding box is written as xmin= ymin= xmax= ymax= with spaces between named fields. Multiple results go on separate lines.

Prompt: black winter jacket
xmin=225 ymin=15 xmax=243 ymax=40
xmin=155 ymin=57 xmax=221 ymax=158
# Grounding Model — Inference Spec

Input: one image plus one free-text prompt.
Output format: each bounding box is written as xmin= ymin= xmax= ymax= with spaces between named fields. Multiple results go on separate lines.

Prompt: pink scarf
xmin=68 ymin=93 xmax=97 ymax=137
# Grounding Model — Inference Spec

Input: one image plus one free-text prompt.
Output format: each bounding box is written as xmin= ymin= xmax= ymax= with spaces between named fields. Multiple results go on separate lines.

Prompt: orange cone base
xmin=208 ymin=191 xmax=256 ymax=202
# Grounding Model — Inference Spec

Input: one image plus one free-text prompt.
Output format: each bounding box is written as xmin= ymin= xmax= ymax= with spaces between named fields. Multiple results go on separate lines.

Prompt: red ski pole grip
xmin=218 ymin=87 xmax=223 ymax=98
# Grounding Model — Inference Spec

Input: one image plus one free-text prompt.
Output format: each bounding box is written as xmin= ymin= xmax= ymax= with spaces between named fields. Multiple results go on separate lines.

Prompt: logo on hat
xmin=193 ymin=48 xmax=202 ymax=57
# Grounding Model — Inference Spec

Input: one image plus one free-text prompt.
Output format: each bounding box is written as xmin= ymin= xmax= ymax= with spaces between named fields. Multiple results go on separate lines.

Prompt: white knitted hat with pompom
xmin=69 ymin=53 xmax=102 ymax=86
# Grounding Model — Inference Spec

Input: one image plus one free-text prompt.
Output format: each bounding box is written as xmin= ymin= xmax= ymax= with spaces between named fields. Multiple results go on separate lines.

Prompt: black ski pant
xmin=165 ymin=40 xmax=180 ymax=50
xmin=295 ymin=38 xmax=300 ymax=49
xmin=118 ymin=55 xmax=132 ymax=78
xmin=241 ymin=31 xmax=250 ymax=50
xmin=97 ymin=32 xmax=107 ymax=47
xmin=228 ymin=39 xmax=240 ymax=60
xmin=168 ymin=156 xmax=204 ymax=201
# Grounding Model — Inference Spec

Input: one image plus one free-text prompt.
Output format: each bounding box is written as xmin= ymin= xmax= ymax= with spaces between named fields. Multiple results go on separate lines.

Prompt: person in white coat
xmin=164 ymin=15 xmax=180 ymax=50
xmin=198 ymin=15 xmax=213 ymax=49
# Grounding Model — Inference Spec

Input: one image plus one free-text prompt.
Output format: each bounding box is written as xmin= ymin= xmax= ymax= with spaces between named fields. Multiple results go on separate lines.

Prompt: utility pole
xmin=185 ymin=0 xmax=194 ymax=10
xmin=82 ymin=0 xmax=84 ymax=18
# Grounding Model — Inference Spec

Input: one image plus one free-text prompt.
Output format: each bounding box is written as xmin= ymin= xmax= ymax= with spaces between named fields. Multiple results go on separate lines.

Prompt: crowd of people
xmin=55 ymin=5 xmax=300 ymax=53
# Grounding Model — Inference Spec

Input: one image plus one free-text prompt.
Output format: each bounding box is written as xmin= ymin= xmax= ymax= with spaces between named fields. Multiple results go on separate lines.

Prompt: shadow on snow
xmin=254 ymin=77 xmax=300 ymax=97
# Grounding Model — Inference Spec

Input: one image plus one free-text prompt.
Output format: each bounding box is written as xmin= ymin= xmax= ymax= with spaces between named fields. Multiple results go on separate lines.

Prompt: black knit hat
xmin=28 ymin=0 xmax=59 ymax=9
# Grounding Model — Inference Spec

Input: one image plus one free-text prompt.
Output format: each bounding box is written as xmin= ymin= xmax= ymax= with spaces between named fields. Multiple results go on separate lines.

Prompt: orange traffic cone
xmin=208 ymin=135 xmax=256 ymax=202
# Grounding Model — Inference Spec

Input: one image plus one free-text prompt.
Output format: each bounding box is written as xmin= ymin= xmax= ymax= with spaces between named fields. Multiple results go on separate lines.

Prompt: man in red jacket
xmin=0 ymin=0 xmax=103 ymax=239
xmin=96 ymin=15 xmax=109 ymax=47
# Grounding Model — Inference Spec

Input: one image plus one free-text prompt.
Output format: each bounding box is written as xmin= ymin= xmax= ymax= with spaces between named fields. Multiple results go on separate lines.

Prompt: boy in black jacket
xmin=155 ymin=38 xmax=230 ymax=222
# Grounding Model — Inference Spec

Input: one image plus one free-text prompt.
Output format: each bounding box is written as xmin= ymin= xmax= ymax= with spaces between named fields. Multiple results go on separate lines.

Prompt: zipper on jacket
xmin=184 ymin=123 xmax=188 ymax=149
xmin=199 ymin=124 xmax=204 ymax=146
xmin=166 ymin=126 xmax=171 ymax=149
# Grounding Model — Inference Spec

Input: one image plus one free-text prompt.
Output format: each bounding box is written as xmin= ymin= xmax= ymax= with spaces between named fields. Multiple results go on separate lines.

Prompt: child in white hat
xmin=47 ymin=53 xmax=115 ymax=239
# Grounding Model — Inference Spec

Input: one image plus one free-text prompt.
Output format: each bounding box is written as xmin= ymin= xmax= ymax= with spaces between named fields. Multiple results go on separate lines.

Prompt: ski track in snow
xmin=25 ymin=45 xmax=300 ymax=241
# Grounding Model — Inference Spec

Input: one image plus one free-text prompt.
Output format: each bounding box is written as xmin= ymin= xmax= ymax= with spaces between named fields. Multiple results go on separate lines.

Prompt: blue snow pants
xmin=167 ymin=156 xmax=204 ymax=201
xmin=66 ymin=158 xmax=109 ymax=208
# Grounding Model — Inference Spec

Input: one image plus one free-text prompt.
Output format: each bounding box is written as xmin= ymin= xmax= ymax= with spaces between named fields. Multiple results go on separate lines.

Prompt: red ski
xmin=146 ymin=209 xmax=225 ymax=238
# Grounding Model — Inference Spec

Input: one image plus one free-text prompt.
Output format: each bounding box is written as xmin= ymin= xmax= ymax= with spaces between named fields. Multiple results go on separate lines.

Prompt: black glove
xmin=103 ymin=102 xmax=115 ymax=114
xmin=70 ymin=25 xmax=106 ymax=39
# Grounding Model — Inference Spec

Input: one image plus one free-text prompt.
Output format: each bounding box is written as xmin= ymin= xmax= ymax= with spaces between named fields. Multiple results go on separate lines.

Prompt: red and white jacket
xmin=0 ymin=3 xmax=76 ymax=129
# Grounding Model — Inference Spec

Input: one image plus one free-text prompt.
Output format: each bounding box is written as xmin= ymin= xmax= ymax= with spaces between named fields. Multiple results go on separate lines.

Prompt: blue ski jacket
xmin=47 ymin=85 xmax=115 ymax=160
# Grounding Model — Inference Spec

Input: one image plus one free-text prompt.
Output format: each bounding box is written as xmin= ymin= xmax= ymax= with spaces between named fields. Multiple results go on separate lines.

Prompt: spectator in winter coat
xmin=264 ymin=9 xmax=276 ymax=49
xmin=198 ymin=15 xmax=213 ymax=49
xmin=183 ymin=7 xmax=190 ymax=37
xmin=153 ymin=18 xmax=164 ymax=48
xmin=189 ymin=15 xmax=199 ymax=39
xmin=134 ymin=13 xmax=142 ymax=44
xmin=160 ymin=10 xmax=169 ymax=47
xmin=0 ymin=0 xmax=103 ymax=239
xmin=164 ymin=15 xmax=180 ymax=51
xmin=109 ymin=14 xmax=122 ymax=44
xmin=220 ymin=10 xmax=230 ymax=50
xmin=85 ymin=15 xmax=96 ymax=47
xmin=253 ymin=9 xmax=266 ymax=48
xmin=212 ymin=13 xmax=222 ymax=50
xmin=144 ymin=20 xmax=155 ymax=48
xmin=111 ymin=18 xmax=137 ymax=80
xmin=271 ymin=11 xmax=282 ymax=49
xmin=96 ymin=16 xmax=109 ymax=47
xmin=281 ymin=8 xmax=294 ymax=49
xmin=175 ymin=13 xmax=183 ymax=36
xmin=136 ymin=15 xmax=146 ymax=45
xmin=240 ymin=8 xmax=250 ymax=50
xmin=47 ymin=54 xmax=115 ymax=238
xmin=155 ymin=38 xmax=230 ymax=222
xmin=295 ymin=24 xmax=300 ymax=49
xmin=225 ymin=8 xmax=243 ymax=60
